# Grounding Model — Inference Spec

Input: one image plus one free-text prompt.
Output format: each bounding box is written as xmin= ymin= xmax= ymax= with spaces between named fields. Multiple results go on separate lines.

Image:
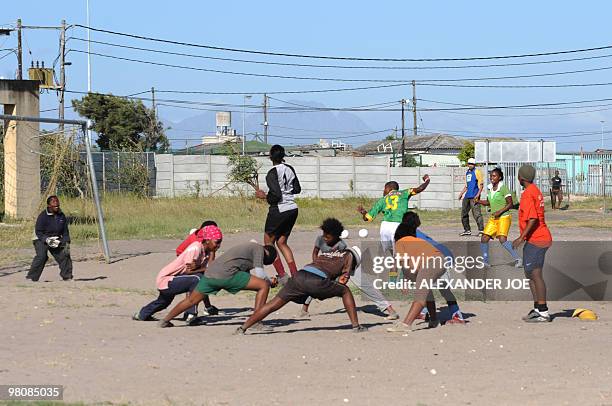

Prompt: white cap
xmin=467 ymin=158 xmax=476 ymax=165
xmin=346 ymin=246 xmax=362 ymax=268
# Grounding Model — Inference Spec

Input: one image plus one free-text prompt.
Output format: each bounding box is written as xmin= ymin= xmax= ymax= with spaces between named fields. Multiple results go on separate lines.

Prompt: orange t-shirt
xmin=518 ymin=183 xmax=552 ymax=245
xmin=395 ymin=236 xmax=444 ymax=272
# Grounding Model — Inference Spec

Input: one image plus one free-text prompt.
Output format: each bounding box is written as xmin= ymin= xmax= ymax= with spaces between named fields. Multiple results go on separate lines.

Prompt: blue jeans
xmin=139 ymin=275 xmax=200 ymax=320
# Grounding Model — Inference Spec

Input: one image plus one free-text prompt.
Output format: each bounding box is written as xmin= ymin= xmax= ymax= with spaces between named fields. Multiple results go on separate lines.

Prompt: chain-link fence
xmin=84 ymin=151 xmax=156 ymax=196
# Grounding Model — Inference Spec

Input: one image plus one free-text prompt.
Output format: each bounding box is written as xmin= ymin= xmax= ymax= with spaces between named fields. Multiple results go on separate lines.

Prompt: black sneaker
xmin=62 ymin=276 xmax=74 ymax=281
xmin=205 ymin=305 xmax=219 ymax=316
xmin=459 ymin=230 xmax=472 ymax=236
xmin=25 ymin=275 xmax=39 ymax=282
xmin=158 ymin=320 xmax=174 ymax=328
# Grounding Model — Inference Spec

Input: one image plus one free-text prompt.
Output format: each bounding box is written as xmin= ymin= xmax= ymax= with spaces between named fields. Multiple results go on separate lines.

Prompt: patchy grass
xmin=0 ymin=194 xmax=459 ymax=249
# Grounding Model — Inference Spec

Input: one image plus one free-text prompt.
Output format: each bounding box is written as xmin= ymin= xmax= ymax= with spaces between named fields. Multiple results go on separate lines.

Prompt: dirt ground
xmin=1 ymin=224 xmax=611 ymax=406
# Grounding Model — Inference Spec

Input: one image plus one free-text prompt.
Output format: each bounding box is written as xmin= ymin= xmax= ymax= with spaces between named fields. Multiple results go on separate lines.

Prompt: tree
xmin=72 ymin=93 xmax=169 ymax=152
xmin=385 ymin=133 xmax=397 ymax=141
xmin=225 ymin=142 xmax=261 ymax=190
xmin=402 ymin=154 xmax=419 ymax=167
xmin=457 ymin=141 xmax=475 ymax=164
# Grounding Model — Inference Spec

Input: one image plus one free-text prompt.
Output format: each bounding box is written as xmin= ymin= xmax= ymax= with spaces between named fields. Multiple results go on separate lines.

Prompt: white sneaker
xmin=386 ymin=322 xmax=412 ymax=332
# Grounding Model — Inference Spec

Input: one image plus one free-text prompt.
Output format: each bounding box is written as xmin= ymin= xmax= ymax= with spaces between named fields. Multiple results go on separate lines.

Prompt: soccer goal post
xmin=0 ymin=113 xmax=111 ymax=263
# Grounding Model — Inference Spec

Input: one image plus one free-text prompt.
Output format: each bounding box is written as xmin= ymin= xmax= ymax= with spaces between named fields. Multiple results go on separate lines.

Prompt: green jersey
xmin=366 ymin=189 xmax=416 ymax=223
xmin=487 ymin=182 xmax=512 ymax=217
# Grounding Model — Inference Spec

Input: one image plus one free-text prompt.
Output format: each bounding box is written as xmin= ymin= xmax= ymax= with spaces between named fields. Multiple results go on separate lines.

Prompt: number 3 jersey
xmin=365 ymin=189 xmax=417 ymax=223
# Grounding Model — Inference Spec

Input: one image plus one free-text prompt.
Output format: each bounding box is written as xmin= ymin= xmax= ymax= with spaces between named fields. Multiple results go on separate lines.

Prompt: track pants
xmin=139 ymin=275 xmax=200 ymax=320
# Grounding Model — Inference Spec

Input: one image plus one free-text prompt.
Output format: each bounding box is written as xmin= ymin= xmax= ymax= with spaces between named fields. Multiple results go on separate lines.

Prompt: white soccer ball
xmin=358 ymin=229 xmax=368 ymax=238
xmin=340 ymin=230 xmax=349 ymax=239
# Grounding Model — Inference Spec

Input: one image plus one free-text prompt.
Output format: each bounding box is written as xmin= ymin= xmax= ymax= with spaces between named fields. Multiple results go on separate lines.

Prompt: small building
xmin=355 ymin=134 xmax=468 ymax=166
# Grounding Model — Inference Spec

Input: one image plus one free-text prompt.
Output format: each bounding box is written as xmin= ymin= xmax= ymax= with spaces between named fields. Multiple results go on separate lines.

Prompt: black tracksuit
xmin=27 ymin=209 xmax=73 ymax=281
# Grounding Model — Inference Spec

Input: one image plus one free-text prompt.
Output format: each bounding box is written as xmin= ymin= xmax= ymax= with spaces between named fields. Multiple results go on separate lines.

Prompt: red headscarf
xmin=200 ymin=225 xmax=223 ymax=241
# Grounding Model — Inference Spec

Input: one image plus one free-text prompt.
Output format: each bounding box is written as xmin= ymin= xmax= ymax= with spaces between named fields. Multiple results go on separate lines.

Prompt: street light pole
xmin=242 ymin=95 xmax=251 ymax=155
xmin=601 ymin=120 xmax=605 ymax=150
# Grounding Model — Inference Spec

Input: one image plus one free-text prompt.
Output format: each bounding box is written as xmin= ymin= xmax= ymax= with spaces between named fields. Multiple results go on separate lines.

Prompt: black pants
xmin=461 ymin=198 xmax=484 ymax=232
xmin=138 ymin=275 xmax=200 ymax=320
xmin=27 ymin=239 xmax=73 ymax=281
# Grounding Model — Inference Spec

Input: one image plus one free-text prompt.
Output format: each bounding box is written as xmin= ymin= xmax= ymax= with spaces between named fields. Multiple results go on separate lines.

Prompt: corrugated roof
xmin=356 ymin=134 xmax=468 ymax=153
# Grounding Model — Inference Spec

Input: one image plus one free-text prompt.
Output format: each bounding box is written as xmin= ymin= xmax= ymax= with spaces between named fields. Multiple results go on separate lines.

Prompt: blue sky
xmin=2 ymin=1 xmax=612 ymax=151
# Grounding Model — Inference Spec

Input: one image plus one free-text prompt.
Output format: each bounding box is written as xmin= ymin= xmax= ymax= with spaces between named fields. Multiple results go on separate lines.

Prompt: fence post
xmin=170 ymin=154 xmax=175 ymax=198
xmin=572 ymin=154 xmax=576 ymax=195
xmin=102 ymin=152 xmax=106 ymax=194
xmin=116 ymin=153 xmax=120 ymax=192
xmin=316 ymin=156 xmax=321 ymax=198
xmin=208 ymin=154 xmax=213 ymax=196
xmin=352 ymin=156 xmax=356 ymax=196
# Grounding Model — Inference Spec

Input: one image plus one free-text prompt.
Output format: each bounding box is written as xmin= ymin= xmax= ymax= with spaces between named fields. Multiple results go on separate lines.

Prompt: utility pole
xmin=401 ymin=99 xmax=406 ymax=167
xmin=58 ymin=19 xmax=66 ymax=131
xmin=263 ymin=93 xmax=268 ymax=144
xmin=412 ymin=80 xmax=417 ymax=137
xmin=16 ymin=19 xmax=23 ymax=80
xmin=150 ymin=87 xmax=157 ymax=151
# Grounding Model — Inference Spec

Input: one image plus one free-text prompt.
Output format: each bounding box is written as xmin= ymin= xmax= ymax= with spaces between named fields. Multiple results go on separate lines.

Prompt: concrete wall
xmin=0 ymin=80 xmax=41 ymax=219
xmin=155 ymin=154 xmax=467 ymax=210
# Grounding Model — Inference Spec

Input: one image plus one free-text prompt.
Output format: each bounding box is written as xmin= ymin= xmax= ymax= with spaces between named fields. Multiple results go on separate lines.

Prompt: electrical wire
xmin=73 ymin=24 xmax=612 ymax=62
xmin=67 ymin=36 xmax=612 ymax=70
xmin=68 ymin=48 xmax=612 ymax=84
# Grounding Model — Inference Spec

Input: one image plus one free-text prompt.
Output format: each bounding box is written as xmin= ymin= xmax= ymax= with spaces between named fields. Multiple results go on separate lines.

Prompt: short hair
xmin=491 ymin=167 xmax=504 ymax=181
xmin=394 ymin=212 xmax=421 ymax=241
xmin=385 ymin=181 xmax=399 ymax=191
xmin=46 ymin=195 xmax=59 ymax=205
xmin=200 ymin=220 xmax=218 ymax=229
xmin=320 ymin=218 xmax=344 ymax=239
xmin=269 ymin=144 xmax=285 ymax=163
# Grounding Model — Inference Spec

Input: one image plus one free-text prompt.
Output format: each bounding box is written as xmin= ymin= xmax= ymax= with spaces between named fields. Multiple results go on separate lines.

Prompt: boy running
xmin=158 ymin=242 xmax=279 ymax=328
xmin=300 ymin=218 xmax=399 ymax=320
xmin=133 ymin=225 xmax=223 ymax=323
xmin=477 ymin=168 xmax=522 ymax=268
xmin=357 ymin=176 xmax=430 ymax=255
xmin=235 ymin=218 xmax=367 ymax=334
xmin=256 ymin=144 xmax=301 ymax=285
xmin=512 ymin=165 xmax=553 ymax=323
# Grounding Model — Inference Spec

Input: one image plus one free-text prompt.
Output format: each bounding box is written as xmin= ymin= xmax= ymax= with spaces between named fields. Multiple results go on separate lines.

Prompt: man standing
xmin=27 ymin=196 xmax=73 ymax=281
xmin=512 ymin=165 xmax=553 ymax=323
xmin=550 ymin=170 xmax=563 ymax=210
xmin=458 ymin=158 xmax=484 ymax=236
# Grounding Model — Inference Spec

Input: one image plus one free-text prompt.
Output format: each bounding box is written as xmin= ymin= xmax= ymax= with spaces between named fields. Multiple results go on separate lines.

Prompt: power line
xmin=154 ymin=83 xmax=409 ymax=95
xmin=73 ymin=24 xmax=612 ymax=62
xmin=419 ymin=81 xmax=612 ymax=89
xmin=68 ymin=48 xmax=612 ymax=84
xmin=67 ymin=36 xmax=612 ymax=70
xmin=66 ymin=89 xmax=612 ymax=114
